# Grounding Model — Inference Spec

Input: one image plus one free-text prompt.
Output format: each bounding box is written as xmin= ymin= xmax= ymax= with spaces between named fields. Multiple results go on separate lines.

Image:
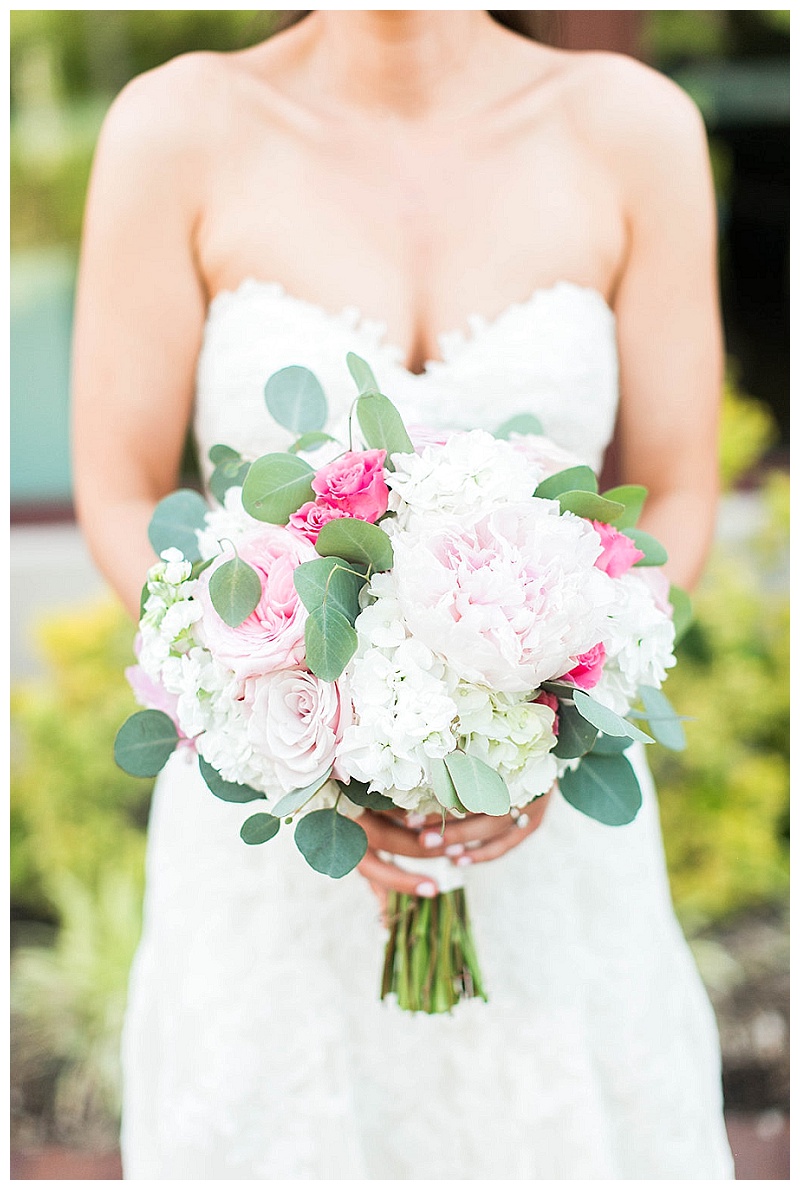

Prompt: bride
xmin=72 ymin=10 xmax=734 ymax=1179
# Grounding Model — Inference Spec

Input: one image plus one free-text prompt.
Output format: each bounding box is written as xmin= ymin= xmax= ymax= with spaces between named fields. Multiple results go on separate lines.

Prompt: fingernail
xmin=421 ymin=831 xmax=443 ymax=849
xmin=416 ymin=881 xmax=437 ymax=898
xmin=455 ymin=855 xmax=472 ymax=868
xmin=406 ymin=812 xmax=426 ymax=828
xmin=445 ymin=843 xmax=465 ymax=857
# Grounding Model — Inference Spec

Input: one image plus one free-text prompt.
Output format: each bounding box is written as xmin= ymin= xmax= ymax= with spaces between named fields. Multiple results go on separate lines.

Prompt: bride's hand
xmin=357 ymin=789 xmax=552 ymax=914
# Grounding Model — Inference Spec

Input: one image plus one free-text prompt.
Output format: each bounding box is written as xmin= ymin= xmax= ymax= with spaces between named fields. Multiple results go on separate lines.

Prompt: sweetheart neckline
xmin=205 ymin=277 xmax=616 ymax=379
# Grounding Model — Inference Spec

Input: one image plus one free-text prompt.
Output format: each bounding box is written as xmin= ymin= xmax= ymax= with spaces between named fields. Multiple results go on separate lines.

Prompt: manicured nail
xmin=455 ymin=855 xmax=472 ymax=868
xmin=416 ymin=881 xmax=437 ymax=898
xmin=445 ymin=843 xmax=465 ymax=857
xmin=406 ymin=812 xmax=426 ymax=828
xmin=421 ymin=831 xmax=443 ymax=849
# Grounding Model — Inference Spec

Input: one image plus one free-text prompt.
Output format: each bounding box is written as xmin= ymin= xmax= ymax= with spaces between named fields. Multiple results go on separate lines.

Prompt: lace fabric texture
xmin=121 ymin=281 xmax=734 ymax=1179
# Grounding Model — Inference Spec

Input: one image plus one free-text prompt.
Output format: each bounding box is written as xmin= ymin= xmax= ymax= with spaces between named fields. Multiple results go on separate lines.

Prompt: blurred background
xmin=10 ymin=10 xmax=789 ymax=1180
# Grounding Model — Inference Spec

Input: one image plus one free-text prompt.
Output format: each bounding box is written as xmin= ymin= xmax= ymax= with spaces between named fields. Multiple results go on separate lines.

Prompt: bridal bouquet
xmin=116 ymin=354 xmax=690 ymax=1012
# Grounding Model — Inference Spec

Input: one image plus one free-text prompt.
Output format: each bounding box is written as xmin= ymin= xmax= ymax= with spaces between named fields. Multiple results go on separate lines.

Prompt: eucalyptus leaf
xmin=552 ymin=701 xmax=598 ymax=759
xmin=240 ymin=812 xmax=281 ymax=845
xmin=627 ymin=528 xmax=669 ymax=567
xmin=304 ymin=604 xmax=358 ymax=681
xmin=209 ymin=458 xmax=250 ymax=504
xmin=208 ymin=444 xmax=240 ymax=466
xmin=147 ymin=489 xmax=208 ymax=563
xmin=669 ymin=584 xmax=693 ymax=643
xmin=557 ymin=490 xmax=625 ymax=521
xmin=338 ymin=779 xmax=395 ymax=812
xmin=293 ymin=556 xmax=365 ymax=624
xmin=443 ymin=751 xmax=510 ymax=816
xmin=572 ymin=689 xmax=654 ymax=744
xmin=430 ymin=757 xmax=469 ymax=812
xmin=346 ymin=352 xmax=379 ymax=395
xmin=495 ymin=413 xmax=544 ymax=439
xmin=315 ymin=517 xmax=394 ymax=572
xmin=114 ymin=710 xmax=178 ymax=778
xmin=638 ymin=685 xmax=687 ymax=751
xmin=559 ymin=752 xmax=642 ymax=825
xmin=534 ymin=465 xmax=598 ymax=501
xmin=294 ymin=809 xmax=368 ymax=878
xmin=589 ymin=733 xmax=632 ymax=756
xmin=241 ymin=453 xmax=315 ymax=523
xmin=356 ymin=393 xmax=414 ymax=467
xmin=198 ymin=756 xmax=265 ymax=804
xmin=271 ymin=768 xmax=333 ymax=817
xmin=288 ymin=431 xmax=336 ymax=455
xmin=264 ymin=365 xmax=327 ymax=433
xmin=139 ymin=580 xmax=149 ymax=620
xmin=208 ymin=557 xmax=262 ymax=627
xmin=601 ymin=484 xmax=647 ymax=529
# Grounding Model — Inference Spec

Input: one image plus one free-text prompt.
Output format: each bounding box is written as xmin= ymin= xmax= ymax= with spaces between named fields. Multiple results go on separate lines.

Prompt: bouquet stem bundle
xmin=381 ymin=888 xmax=487 ymax=1013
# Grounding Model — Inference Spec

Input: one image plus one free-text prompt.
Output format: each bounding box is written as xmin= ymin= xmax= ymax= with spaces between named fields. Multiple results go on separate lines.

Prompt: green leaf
xmin=552 ymin=701 xmax=598 ymax=759
xmin=271 ymin=768 xmax=333 ymax=817
xmin=557 ymin=491 xmax=626 ymax=521
xmin=559 ymin=752 xmax=642 ymax=825
xmin=494 ymin=413 xmax=544 ymax=439
xmin=304 ymin=604 xmax=358 ymax=681
xmin=148 ymin=489 xmax=208 ymax=563
xmin=198 ymin=756 xmax=265 ymax=803
xmin=601 ymin=484 xmax=647 ymax=529
xmin=572 ymin=689 xmax=654 ymax=744
xmin=534 ymin=465 xmax=598 ymax=501
xmin=240 ymin=813 xmax=281 ymax=845
xmin=264 ymin=365 xmax=327 ymax=434
xmin=638 ymin=685 xmax=687 ymax=751
xmin=346 ymin=352 xmax=379 ymax=395
xmin=288 ymin=431 xmax=336 ymax=455
xmin=338 ymin=779 xmax=395 ymax=812
xmin=209 ymin=458 xmax=250 ymax=504
xmin=356 ymin=393 xmax=414 ymax=467
xmin=430 ymin=758 xmax=469 ymax=812
xmin=114 ymin=710 xmax=178 ymax=778
xmin=293 ymin=557 xmax=365 ymax=624
xmin=241 ymin=453 xmax=315 ymax=524
xmin=315 ymin=517 xmax=394 ymax=572
xmin=669 ymin=584 xmax=693 ymax=642
xmin=208 ymin=444 xmax=240 ymax=466
xmin=590 ymin=733 xmax=632 ymax=756
xmin=443 ymin=751 xmax=511 ymax=816
xmin=294 ymin=808 xmax=368 ymax=878
xmin=627 ymin=528 xmax=669 ymax=567
xmin=139 ymin=580 xmax=149 ymax=619
xmin=208 ymin=557 xmax=262 ymax=627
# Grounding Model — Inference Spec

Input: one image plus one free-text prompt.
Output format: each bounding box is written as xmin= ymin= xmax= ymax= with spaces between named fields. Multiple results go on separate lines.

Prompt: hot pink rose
xmin=288 ymin=501 xmax=351 ymax=544
xmin=311 ymin=449 xmax=389 ymax=522
xmin=534 ymin=690 xmax=560 ymax=735
xmin=592 ymin=521 xmax=645 ymax=578
xmin=561 ymin=642 xmax=606 ymax=690
xmin=195 ymin=526 xmax=316 ymax=680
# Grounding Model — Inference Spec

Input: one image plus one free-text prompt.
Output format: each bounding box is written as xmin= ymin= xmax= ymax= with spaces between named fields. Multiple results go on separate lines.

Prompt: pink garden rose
xmin=244 ymin=669 xmax=353 ymax=793
xmin=592 ymin=521 xmax=645 ymax=578
xmin=560 ymin=642 xmax=606 ymax=690
xmin=311 ymin=449 xmax=389 ymax=522
xmin=288 ymin=500 xmax=350 ymax=544
xmin=195 ymin=526 xmax=316 ymax=681
xmin=533 ymin=690 xmax=560 ymax=734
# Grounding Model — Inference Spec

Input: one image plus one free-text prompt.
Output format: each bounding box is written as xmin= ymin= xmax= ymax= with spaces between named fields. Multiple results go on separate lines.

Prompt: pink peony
xmin=592 ymin=521 xmax=645 ymax=578
xmin=288 ymin=500 xmax=351 ymax=544
xmin=533 ymin=690 xmax=560 ymax=734
xmin=560 ymin=642 xmax=606 ymax=690
xmin=311 ymin=449 xmax=389 ymax=522
xmin=195 ymin=526 xmax=316 ymax=680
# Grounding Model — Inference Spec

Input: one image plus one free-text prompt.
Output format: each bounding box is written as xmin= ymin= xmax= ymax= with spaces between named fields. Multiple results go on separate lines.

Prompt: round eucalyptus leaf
xmin=288 ymin=431 xmax=336 ymax=455
xmin=494 ymin=413 xmax=544 ymax=439
xmin=208 ymin=443 xmax=240 ymax=466
xmin=552 ymin=701 xmax=598 ymax=759
xmin=304 ymin=604 xmax=358 ymax=682
xmin=627 ymin=528 xmax=669 ymax=567
xmin=638 ymin=685 xmax=687 ymax=752
xmin=589 ymin=733 xmax=632 ymax=756
xmin=572 ymin=689 xmax=653 ymax=744
xmin=240 ymin=812 xmax=281 ymax=845
xmin=198 ymin=756 xmax=265 ymax=804
xmin=355 ymin=393 xmax=413 ymax=467
xmin=315 ymin=518 xmax=394 ymax=572
xmin=557 ymin=491 xmax=626 ymax=521
xmin=669 ymin=584 xmax=693 ymax=642
xmin=114 ymin=710 xmax=179 ymax=778
xmin=264 ymin=366 xmax=327 ymax=434
xmin=208 ymin=557 xmax=262 ymax=627
xmin=534 ymin=465 xmax=598 ymax=501
xmin=559 ymin=752 xmax=642 ymax=825
xmin=271 ymin=768 xmax=333 ymax=818
xmin=339 ymin=779 xmax=395 ymax=812
xmin=443 ymin=751 xmax=510 ymax=816
xmin=241 ymin=453 xmax=315 ymax=523
xmin=147 ymin=489 xmax=208 ymax=563
xmin=209 ymin=459 xmax=250 ymax=504
xmin=294 ymin=808 xmax=368 ymax=878
xmin=293 ymin=556 xmax=364 ymax=624
xmin=430 ymin=757 xmax=468 ymax=812
xmin=346 ymin=352 xmax=379 ymax=395
xmin=601 ymin=484 xmax=647 ymax=529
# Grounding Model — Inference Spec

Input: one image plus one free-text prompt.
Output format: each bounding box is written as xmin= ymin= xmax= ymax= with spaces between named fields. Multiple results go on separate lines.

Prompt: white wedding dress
xmin=121 ymin=279 xmax=734 ymax=1179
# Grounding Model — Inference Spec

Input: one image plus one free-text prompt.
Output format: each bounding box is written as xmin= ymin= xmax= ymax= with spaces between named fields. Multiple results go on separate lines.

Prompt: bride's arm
xmin=595 ymin=59 xmax=724 ymax=592
xmin=72 ymin=62 xmax=211 ymax=618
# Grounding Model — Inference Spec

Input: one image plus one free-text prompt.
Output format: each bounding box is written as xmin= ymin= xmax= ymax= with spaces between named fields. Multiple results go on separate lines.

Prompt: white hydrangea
xmin=592 ymin=572 xmax=677 ymax=714
xmin=454 ymin=683 xmax=558 ymax=807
